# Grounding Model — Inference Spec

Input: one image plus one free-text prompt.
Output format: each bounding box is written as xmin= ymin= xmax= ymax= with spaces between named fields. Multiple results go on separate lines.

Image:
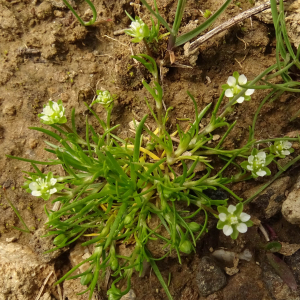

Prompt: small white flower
xmin=274 ymin=140 xmax=293 ymax=156
xmin=217 ymin=203 xmax=253 ymax=239
xmin=39 ymin=100 xmax=67 ymax=125
xmin=92 ymin=90 xmax=114 ymax=109
xmin=28 ymin=173 xmax=58 ymax=200
xmin=247 ymin=151 xmax=267 ymax=177
xmin=125 ymin=17 xmax=149 ymax=43
xmin=224 ymin=72 xmax=254 ymax=103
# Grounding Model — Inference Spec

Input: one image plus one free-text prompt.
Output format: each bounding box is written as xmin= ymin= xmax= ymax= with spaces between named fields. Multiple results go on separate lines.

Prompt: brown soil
xmin=1 ymin=0 xmax=300 ymax=299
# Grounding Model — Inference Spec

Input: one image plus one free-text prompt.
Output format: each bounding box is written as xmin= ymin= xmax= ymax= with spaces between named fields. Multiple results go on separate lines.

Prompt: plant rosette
xmin=270 ymin=140 xmax=294 ymax=158
xmin=38 ymin=100 xmax=67 ymax=125
xmin=222 ymin=71 xmax=254 ymax=103
xmin=91 ymin=90 xmax=114 ymax=109
xmin=217 ymin=203 xmax=253 ymax=239
xmin=124 ymin=16 xmax=150 ymax=43
xmin=23 ymin=172 xmax=65 ymax=200
xmin=240 ymin=148 xmax=273 ymax=178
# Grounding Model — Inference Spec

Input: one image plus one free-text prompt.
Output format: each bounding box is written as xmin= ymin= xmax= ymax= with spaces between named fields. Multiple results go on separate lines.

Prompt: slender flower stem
xmin=62 ymin=0 xmax=97 ymax=26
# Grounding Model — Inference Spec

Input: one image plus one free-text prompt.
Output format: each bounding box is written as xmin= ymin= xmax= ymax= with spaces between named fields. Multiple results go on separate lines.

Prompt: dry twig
xmin=186 ymin=1 xmax=276 ymax=53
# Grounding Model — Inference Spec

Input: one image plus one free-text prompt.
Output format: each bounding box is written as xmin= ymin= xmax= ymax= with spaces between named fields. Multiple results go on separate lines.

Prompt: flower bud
xmin=179 ymin=240 xmax=193 ymax=254
xmin=188 ymin=222 xmax=201 ymax=232
xmin=53 ymin=233 xmax=66 ymax=246
xmin=124 ymin=215 xmax=133 ymax=225
xmin=80 ymin=273 xmax=93 ymax=286
xmin=99 ymin=225 xmax=110 ymax=237
xmin=110 ymin=257 xmax=119 ymax=271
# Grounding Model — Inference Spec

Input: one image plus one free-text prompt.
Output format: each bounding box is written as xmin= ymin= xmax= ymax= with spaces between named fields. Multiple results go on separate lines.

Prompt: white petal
xmin=283 ymin=141 xmax=292 ymax=149
xmin=50 ymin=178 xmax=57 ymax=185
xmin=228 ymin=205 xmax=236 ymax=213
xmin=227 ymin=76 xmax=236 ymax=87
xmin=223 ymin=225 xmax=233 ymax=236
xmin=256 ymin=170 xmax=266 ymax=177
xmin=238 ymin=74 xmax=247 ymax=85
xmin=52 ymin=102 xmax=59 ymax=111
xmin=281 ymin=150 xmax=290 ymax=155
xmin=257 ymin=152 xmax=266 ymax=159
xmin=237 ymin=223 xmax=247 ymax=233
xmin=236 ymin=97 xmax=244 ymax=103
xmin=40 ymin=115 xmax=50 ymax=121
xmin=43 ymin=106 xmax=53 ymax=115
xmin=245 ymin=89 xmax=255 ymax=96
xmin=29 ymin=182 xmax=39 ymax=191
xmin=49 ymin=188 xmax=57 ymax=194
xmin=32 ymin=190 xmax=42 ymax=196
xmin=247 ymin=165 xmax=253 ymax=171
xmin=225 ymin=89 xmax=234 ymax=98
xmin=240 ymin=212 xmax=250 ymax=222
xmin=248 ymin=155 xmax=254 ymax=163
xmin=219 ymin=213 xmax=227 ymax=222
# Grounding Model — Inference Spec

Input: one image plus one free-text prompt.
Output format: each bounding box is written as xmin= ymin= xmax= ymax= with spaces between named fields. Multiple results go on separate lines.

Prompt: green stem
xmin=62 ymin=0 xmax=97 ymax=26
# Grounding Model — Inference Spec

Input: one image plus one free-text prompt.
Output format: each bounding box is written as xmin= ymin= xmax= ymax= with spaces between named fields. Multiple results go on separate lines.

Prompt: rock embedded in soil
xmin=285 ymin=249 xmax=300 ymax=285
xmin=195 ymin=256 xmax=227 ymax=296
xmin=282 ymin=178 xmax=300 ymax=224
xmin=243 ymin=176 xmax=291 ymax=219
xmin=29 ymin=227 xmax=66 ymax=263
xmin=262 ymin=263 xmax=300 ymax=300
xmin=0 ymin=242 xmax=54 ymax=300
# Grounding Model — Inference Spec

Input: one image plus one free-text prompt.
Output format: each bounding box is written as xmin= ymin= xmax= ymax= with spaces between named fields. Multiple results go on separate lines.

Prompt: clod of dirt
xmin=195 ymin=256 xmax=227 ymax=296
xmin=66 ymin=26 xmax=87 ymax=43
xmin=29 ymin=227 xmax=66 ymax=263
xmin=262 ymin=262 xmax=300 ymax=300
xmin=282 ymin=177 xmax=300 ymax=224
xmin=222 ymin=263 xmax=267 ymax=300
xmin=244 ymin=176 xmax=291 ymax=219
xmin=2 ymin=104 xmax=16 ymax=116
xmin=0 ymin=242 xmax=55 ymax=300
xmin=36 ymin=2 xmax=53 ymax=20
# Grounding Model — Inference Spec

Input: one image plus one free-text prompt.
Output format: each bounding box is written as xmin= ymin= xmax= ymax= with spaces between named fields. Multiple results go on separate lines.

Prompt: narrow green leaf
xmin=175 ymin=0 xmax=232 ymax=46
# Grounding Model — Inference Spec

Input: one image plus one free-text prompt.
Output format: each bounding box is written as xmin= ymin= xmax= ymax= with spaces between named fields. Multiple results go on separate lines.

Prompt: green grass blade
xmin=147 ymin=249 xmax=173 ymax=300
xmin=175 ymin=0 xmax=232 ymax=47
xmin=140 ymin=0 xmax=172 ymax=32
xmin=172 ymin=0 xmax=187 ymax=34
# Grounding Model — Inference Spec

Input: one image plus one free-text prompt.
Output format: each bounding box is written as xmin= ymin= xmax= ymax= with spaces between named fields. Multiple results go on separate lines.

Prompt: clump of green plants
xmin=7 ymin=0 xmax=300 ymax=299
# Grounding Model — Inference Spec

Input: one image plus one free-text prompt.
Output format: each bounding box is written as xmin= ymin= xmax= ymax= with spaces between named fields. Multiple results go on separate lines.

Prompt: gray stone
xmin=243 ymin=176 xmax=291 ymax=219
xmin=262 ymin=263 xmax=300 ymax=300
xmin=285 ymin=250 xmax=300 ymax=285
xmin=195 ymin=256 xmax=227 ymax=296
xmin=282 ymin=178 xmax=300 ymax=224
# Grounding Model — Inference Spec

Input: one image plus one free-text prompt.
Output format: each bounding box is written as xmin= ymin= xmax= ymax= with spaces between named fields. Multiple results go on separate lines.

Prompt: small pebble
xmin=6 ymin=237 xmax=18 ymax=243
xmin=28 ymin=139 xmax=38 ymax=149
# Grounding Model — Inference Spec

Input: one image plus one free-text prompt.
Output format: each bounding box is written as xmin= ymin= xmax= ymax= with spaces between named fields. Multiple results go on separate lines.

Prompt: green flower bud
xmin=124 ymin=214 xmax=134 ymax=225
xmin=110 ymin=257 xmax=119 ymax=271
xmin=188 ymin=222 xmax=201 ymax=232
xmin=80 ymin=273 xmax=93 ymax=285
xmin=100 ymin=225 xmax=110 ymax=237
xmin=53 ymin=233 xmax=66 ymax=246
xmin=179 ymin=240 xmax=193 ymax=254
